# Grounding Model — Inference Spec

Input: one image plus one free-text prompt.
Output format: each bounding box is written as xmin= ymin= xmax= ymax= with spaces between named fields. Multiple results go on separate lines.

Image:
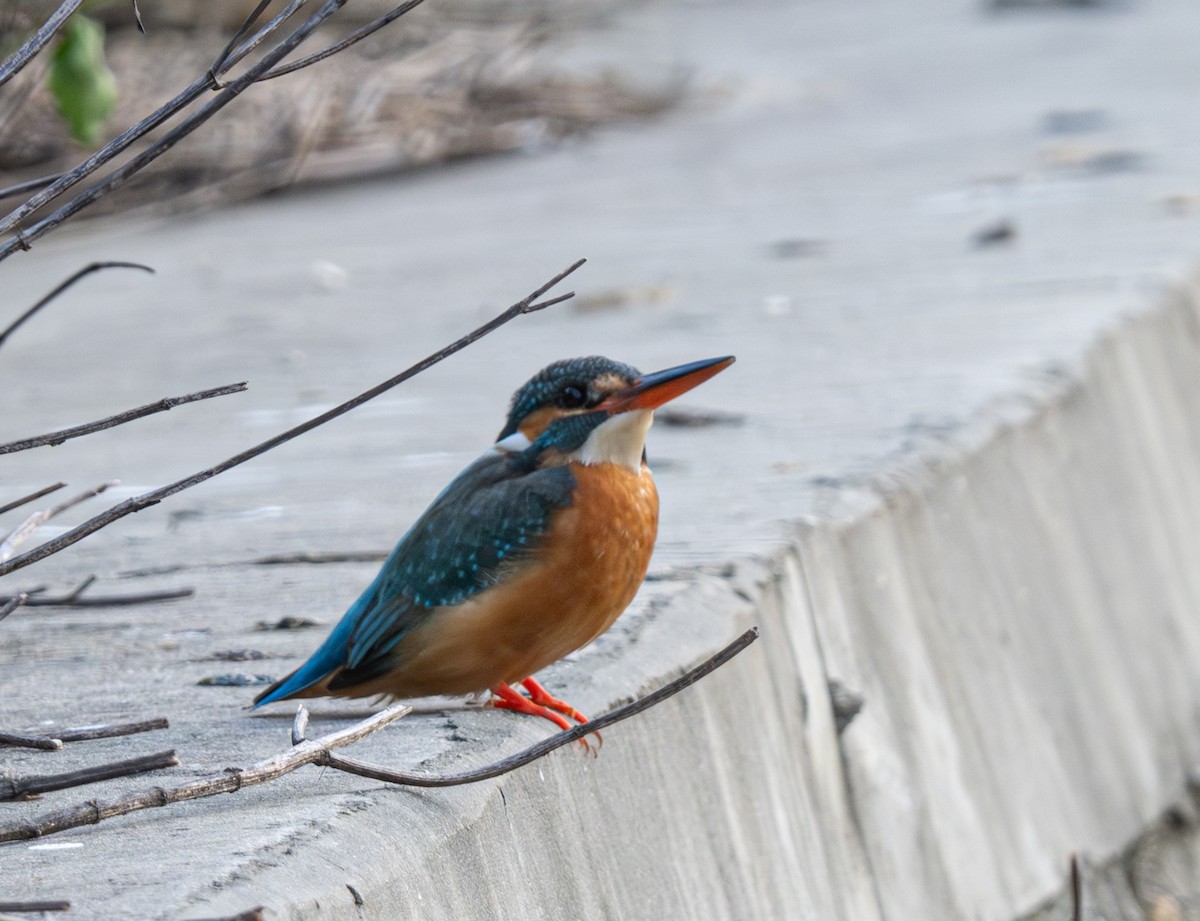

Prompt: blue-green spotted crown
xmin=497 ymin=356 xmax=641 ymax=440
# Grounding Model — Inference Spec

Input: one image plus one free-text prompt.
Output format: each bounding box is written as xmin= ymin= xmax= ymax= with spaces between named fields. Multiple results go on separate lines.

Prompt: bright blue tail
xmin=252 ymin=612 xmax=358 ymax=707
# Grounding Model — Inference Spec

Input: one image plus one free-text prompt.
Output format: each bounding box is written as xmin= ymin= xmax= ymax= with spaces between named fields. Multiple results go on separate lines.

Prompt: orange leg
xmin=521 ymin=677 xmax=589 ymax=724
xmin=491 ymin=682 xmax=573 ymax=731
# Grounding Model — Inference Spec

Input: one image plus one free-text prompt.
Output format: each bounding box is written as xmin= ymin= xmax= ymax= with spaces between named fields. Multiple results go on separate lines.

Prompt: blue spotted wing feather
xmin=253 ymin=450 xmax=574 ymax=704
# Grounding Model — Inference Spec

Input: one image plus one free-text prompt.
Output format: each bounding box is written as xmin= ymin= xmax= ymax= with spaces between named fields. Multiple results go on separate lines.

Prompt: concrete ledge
xmin=8 ymin=0 xmax=1200 ymax=917
xmin=167 ymin=276 xmax=1200 ymax=920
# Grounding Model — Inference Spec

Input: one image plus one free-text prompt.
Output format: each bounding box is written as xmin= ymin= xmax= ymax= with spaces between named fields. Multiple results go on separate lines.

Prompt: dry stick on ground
xmin=19 ymin=585 xmax=194 ymax=608
xmin=0 ymin=482 xmax=116 ymax=563
xmin=0 ymin=262 xmax=153 ymax=352
xmin=0 ymin=703 xmax=411 ymax=841
xmin=0 ymin=260 xmax=584 ymax=579
xmin=1070 ymin=852 xmax=1085 ymax=921
xmin=0 ymin=750 xmax=179 ymax=801
xmin=0 ymin=717 xmax=168 ymax=750
xmin=0 ymin=901 xmax=70 ymax=914
xmin=0 ymin=728 xmax=60 ymax=752
xmin=188 ymin=908 xmax=264 ymax=921
xmin=0 ymin=484 xmax=66 ymax=517
xmin=0 ymin=382 xmax=248 ymax=455
xmin=0 ymin=578 xmax=190 ymax=616
xmin=0 ymin=593 xmax=25 ymax=625
xmin=0 ymin=0 xmax=428 ymax=261
xmin=0 ymin=628 xmax=757 ymax=842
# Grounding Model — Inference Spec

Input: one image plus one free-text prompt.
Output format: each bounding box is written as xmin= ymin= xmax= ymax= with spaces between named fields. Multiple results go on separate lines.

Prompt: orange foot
xmin=490 ymin=680 xmax=600 ymax=752
xmin=490 ymin=682 xmax=573 ymax=731
xmin=521 ymin=677 xmax=588 ymax=725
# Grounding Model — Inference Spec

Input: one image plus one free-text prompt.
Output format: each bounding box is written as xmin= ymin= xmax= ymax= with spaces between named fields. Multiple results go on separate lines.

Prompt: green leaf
xmin=47 ymin=14 xmax=118 ymax=146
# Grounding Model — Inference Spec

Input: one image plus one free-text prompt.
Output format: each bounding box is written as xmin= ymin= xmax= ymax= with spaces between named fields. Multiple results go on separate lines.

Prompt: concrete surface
xmin=6 ymin=0 xmax=1200 ymax=918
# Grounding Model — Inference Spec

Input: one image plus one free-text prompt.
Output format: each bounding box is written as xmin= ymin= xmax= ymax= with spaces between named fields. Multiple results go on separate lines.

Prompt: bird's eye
xmin=561 ymin=384 xmax=588 ymax=408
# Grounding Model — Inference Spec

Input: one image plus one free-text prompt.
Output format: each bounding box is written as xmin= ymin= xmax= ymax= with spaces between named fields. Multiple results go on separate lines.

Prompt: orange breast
xmin=374 ymin=460 xmax=659 ymax=698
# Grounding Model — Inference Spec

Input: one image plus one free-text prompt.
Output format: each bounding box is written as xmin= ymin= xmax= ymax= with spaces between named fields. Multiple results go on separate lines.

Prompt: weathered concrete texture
xmin=798 ymin=279 xmax=1200 ymax=920
xmin=7 ymin=0 xmax=1200 ymax=918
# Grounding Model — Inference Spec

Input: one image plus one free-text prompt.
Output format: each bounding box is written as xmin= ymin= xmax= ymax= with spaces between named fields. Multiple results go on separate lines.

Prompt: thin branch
xmin=0 ymin=0 xmax=86 ymax=89
xmin=0 ymin=593 xmax=26 ymax=624
xmin=0 ymin=718 xmax=168 ymax=750
xmin=56 ymin=717 xmax=170 ymax=743
xmin=17 ymin=585 xmax=193 ymax=608
xmin=188 ymin=907 xmax=264 ymax=921
xmin=0 ymin=750 xmax=179 ymax=801
xmin=0 ymin=704 xmax=411 ymax=841
xmin=0 ymin=261 xmax=583 ymax=577
xmin=210 ymin=0 xmax=279 ymax=79
xmin=0 ymin=173 xmax=60 ymax=204
xmin=0 ymin=482 xmax=115 ymax=563
xmin=0 ymin=628 xmax=757 ymax=841
xmin=0 ymin=382 xmax=248 ymax=455
xmin=0 ymin=262 xmax=154 ymax=352
xmin=0 ymin=483 xmax=66 ymax=517
xmin=0 ymin=902 xmax=70 ymax=914
xmin=310 ymin=628 xmax=759 ymax=786
xmin=0 ymin=728 xmax=62 ymax=751
xmin=258 ymin=0 xmax=426 ymax=81
xmin=0 ymin=0 xmax=309 ymax=241
xmin=131 ymin=0 xmax=145 ymax=33
xmin=1070 ymin=852 xmax=1085 ymax=921
xmin=0 ymin=0 xmax=353 ymax=259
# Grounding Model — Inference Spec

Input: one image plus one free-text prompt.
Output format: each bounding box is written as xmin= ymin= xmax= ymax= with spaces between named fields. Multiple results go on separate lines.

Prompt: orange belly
xmin=367 ymin=460 xmax=659 ymax=698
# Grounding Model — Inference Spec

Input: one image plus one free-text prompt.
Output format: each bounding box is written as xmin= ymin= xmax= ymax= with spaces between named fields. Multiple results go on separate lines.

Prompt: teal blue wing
xmin=254 ymin=451 xmax=574 ymax=704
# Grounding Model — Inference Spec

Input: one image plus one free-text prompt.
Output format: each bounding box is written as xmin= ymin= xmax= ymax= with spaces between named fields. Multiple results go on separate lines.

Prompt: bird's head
xmin=495 ymin=355 xmax=735 ymax=471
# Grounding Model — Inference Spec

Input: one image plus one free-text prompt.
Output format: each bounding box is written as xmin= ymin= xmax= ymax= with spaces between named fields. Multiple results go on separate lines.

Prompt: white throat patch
xmin=576 ymin=410 xmax=654 ymax=472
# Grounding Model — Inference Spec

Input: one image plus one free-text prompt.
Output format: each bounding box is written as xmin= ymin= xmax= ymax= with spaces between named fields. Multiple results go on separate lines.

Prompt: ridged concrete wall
xmin=176 ymin=283 xmax=1200 ymax=920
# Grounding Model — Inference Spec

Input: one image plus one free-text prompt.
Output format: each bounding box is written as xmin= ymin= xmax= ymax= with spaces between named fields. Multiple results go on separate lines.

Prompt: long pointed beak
xmin=598 ymin=355 xmax=735 ymax=413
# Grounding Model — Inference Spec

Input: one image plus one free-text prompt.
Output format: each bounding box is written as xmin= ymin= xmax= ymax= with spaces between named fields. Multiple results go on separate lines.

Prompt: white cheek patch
xmin=577 ymin=410 xmax=654 ymax=471
xmin=493 ymin=431 xmax=533 ymax=454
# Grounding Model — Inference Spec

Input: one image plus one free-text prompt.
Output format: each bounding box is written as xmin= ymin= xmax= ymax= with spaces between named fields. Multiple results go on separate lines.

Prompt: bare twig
xmin=0 ymin=484 xmax=66 ymax=517
xmin=1070 ymin=852 xmax=1085 ymax=921
xmin=0 ymin=593 xmax=26 ymax=624
xmin=210 ymin=0 xmax=279 ymax=79
xmin=0 ymin=262 xmax=583 ymax=577
xmin=188 ymin=908 xmax=264 ymax=921
xmin=259 ymin=0 xmax=427 ymax=81
xmin=0 ymin=901 xmax=70 ymax=914
xmin=0 ymin=750 xmax=179 ymax=801
xmin=55 ymin=717 xmax=170 ymax=743
xmin=0 ymin=482 xmax=116 ymax=563
xmin=0 ymin=173 xmax=60 ymax=204
xmin=253 ymin=551 xmax=388 ymax=565
xmin=0 ymin=729 xmax=62 ymax=751
xmin=15 ymin=585 xmax=193 ymax=608
xmin=308 ymin=628 xmax=759 ymax=786
xmin=0 ymin=262 xmax=154 ymax=352
xmin=0 ymin=704 xmax=411 ymax=841
xmin=0 ymin=0 xmax=86 ymax=88
xmin=0 ymin=718 xmax=168 ymax=749
xmin=0 ymin=627 xmax=757 ymax=841
xmin=0 ymin=0 xmax=359 ymax=260
xmin=118 ymin=550 xmax=389 ymax=578
xmin=0 ymin=382 xmax=248 ymax=455
xmin=0 ymin=0 xmax=316 ymax=240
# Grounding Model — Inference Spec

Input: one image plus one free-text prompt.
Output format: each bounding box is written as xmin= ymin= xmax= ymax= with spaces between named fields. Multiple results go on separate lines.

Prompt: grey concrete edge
xmin=183 ymin=273 xmax=1200 ymax=920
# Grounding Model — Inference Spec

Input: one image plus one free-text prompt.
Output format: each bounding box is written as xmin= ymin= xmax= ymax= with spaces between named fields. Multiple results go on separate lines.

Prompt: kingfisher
xmin=253 ymin=354 xmax=735 ymax=732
